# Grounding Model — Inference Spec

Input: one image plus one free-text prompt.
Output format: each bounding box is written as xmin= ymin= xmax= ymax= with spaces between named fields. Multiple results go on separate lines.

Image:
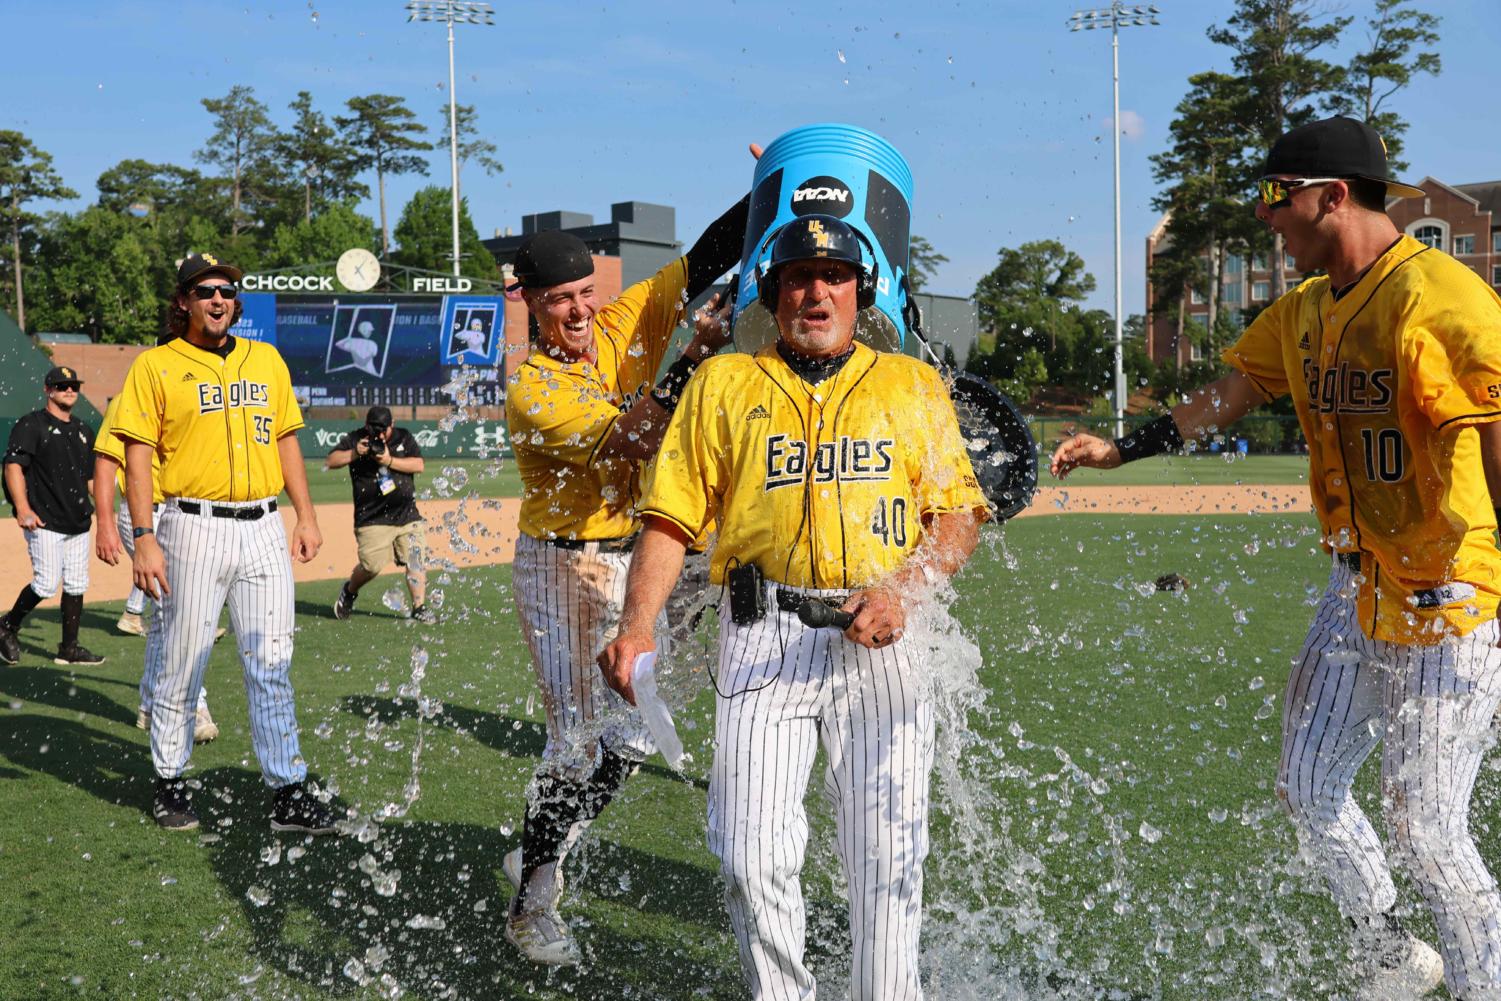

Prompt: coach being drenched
xmin=601 ymin=214 xmax=989 ymax=1000
xmin=328 ymin=406 xmax=432 ymax=624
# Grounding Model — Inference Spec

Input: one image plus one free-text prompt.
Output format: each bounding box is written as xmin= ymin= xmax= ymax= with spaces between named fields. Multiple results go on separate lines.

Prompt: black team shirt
xmin=3 ymin=409 xmax=96 ymax=535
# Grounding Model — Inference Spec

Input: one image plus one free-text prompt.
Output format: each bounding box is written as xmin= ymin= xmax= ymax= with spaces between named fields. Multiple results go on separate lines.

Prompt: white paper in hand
xmin=632 ymin=651 xmax=687 ymax=771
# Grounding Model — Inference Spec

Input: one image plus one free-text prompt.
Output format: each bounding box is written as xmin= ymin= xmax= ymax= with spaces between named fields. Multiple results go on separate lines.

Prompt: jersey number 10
xmin=1359 ymin=428 xmax=1404 ymax=483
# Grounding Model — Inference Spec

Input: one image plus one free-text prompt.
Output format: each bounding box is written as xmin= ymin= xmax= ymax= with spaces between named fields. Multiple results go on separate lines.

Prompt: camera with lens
xmin=359 ymin=425 xmax=387 ymax=457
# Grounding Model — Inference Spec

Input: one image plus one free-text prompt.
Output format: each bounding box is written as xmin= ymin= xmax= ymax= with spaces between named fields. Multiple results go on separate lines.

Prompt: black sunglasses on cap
xmin=190 ymin=283 xmax=239 ymax=300
xmin=50 ymin=382 xmax=81 ymax=392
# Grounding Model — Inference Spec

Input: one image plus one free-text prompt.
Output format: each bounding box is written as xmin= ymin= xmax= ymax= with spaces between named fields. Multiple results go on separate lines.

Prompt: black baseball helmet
xmin=761 ymin=214 xmax=877 ymax=309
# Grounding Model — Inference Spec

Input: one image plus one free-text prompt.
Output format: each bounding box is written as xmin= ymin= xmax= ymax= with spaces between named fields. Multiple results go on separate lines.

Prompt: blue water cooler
xmin=731 ymin=124 xmax=915 ymax=353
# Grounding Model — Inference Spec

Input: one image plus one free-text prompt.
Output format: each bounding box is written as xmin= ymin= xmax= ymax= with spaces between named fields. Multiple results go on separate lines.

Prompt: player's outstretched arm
xmin=124 ymin=441 xmax=167 ymax=599
xmin=597 ymin=294 xmax=734 ymax=464
xmin=277 ymin=433 xmax=322 ymax=563
xmin=93 ymin=454 xmax=123 ymax=565
xmin=598 ymin=517 xmax=692 ymax=705
xmin=842 ymin=509 xmax=983 ymax=649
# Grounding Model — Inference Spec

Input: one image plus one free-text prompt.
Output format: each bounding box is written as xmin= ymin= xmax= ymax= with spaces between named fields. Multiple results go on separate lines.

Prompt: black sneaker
xmin=332 ymin=584 xmax=355 ymax=620
xmin=54 ymin=643 xmax=105 ymax=666
xmin=411 ymin=604 xmax=437 ymax=624
xmin=152 ymin=778 xmax=199 ymax=831
xmin=270 ymin=782 xmax=338 ymax=835
xmin=0 ymin=624 xmax=18 ymax=665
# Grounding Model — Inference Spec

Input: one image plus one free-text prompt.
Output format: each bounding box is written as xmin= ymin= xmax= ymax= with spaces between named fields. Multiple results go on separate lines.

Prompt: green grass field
xmin=296 ymin=453 xmax=1310 ymax=508
xmin=4 ymin=512 xmax=1490 ymax=999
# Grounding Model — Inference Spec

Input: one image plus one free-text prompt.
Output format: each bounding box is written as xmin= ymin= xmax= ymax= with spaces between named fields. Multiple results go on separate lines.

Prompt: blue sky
xmin=6 ymin=0 xmax=1498 ymax=315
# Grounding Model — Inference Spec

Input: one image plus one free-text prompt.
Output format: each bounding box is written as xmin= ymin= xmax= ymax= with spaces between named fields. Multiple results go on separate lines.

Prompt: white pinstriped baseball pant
xmin=1279 ymin=555 xmax=1501 ymax=998
xmin=23 ymin=527 xmax=90 ymax=598
xmin=512 ymin=533 xmax=653 ymax=775
xmin=709 ymin=581 xmax=935 ymax=1001
xmin=150 ymin=498 xmax=305 ymax=788
xmin=117 ymin=504 xmax=207 ymax=714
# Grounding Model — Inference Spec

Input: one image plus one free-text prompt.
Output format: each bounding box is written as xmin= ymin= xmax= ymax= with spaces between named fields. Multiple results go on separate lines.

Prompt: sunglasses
xmin=190 ymin=283 xmax=239 ymax=300
xmin=50 ymin=382 xmax=81 ymax=392
xmin=1257 ymin=177 xmax=1343 ymax=209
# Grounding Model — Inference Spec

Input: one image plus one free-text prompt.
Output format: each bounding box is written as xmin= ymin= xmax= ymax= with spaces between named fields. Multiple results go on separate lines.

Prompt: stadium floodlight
xmin=1067 ymin=1 xmax=1163 ymax=440
xmin=404 ymin=1 xmax=496 ymax=277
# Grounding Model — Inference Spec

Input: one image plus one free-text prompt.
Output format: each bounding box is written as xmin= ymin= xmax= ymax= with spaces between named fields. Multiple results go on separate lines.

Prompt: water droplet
xmin=246 ymin=885 xmax=270 ymax=907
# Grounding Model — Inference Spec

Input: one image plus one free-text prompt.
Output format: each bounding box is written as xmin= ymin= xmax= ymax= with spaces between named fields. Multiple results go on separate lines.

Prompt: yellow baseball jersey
xmin=112 ymin=336 xmax=305 ymax=502
xmin=94 ymin=395 xmax=164 ymax=504
xmin=641 ymin=342 xmax=988 ymax=589
xmin=507 ymin=257 xmax=688 ymax=540
xmin=1224 ymin=234 xmax=1501 ymax=643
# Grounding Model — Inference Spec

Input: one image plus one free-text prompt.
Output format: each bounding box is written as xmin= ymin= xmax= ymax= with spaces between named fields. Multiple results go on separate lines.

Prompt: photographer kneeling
xmin=327 ymin=406 xmax=433 ymax=623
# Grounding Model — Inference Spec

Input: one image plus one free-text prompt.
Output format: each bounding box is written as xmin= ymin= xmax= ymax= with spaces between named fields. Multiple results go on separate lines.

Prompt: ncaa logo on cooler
xmin=790 ymin=175 xmax=854 ymax=219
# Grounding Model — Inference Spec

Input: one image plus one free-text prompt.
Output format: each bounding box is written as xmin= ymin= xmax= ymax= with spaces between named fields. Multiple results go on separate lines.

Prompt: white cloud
xmin=1106 ymin=109 xmax=1146 ymax=141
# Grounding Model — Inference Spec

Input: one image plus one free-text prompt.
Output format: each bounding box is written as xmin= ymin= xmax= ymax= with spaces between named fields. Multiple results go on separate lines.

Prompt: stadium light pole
xmin=406 ymin=0 xmax=495 ymax=278
xmin=1068 ymin=3 xmax=1160 ymax=440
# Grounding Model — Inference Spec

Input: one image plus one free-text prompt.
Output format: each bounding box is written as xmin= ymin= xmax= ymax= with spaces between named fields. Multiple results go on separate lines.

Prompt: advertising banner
xmin=296 ymin=419 xmax=511 ymax=459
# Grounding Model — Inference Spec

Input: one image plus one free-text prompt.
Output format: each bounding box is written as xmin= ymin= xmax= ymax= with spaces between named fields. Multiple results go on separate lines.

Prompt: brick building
xmin=1145 ymin=176 xmax=1501 ymax=368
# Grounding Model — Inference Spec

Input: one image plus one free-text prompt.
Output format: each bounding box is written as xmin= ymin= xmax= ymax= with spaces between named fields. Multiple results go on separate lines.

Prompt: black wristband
xmin=1114 ymin=414 xmax=1185 ymax=464
xmin=651 ymin=353 xmax=702 ymax=414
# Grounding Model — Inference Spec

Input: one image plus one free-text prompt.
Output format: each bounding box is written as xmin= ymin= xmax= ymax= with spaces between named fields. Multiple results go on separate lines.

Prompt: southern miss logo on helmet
xmin=809 ymin=219 xmax=833 ymax=250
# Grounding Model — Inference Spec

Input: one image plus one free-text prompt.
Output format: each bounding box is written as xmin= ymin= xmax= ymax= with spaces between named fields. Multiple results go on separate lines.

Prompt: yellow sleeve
xmin=1222 ymin=289 xmax=1297 ymax=401
xmin=508 ymin=371 xmax=624 ymax=468
xmin=112 ymin=353 xmax=165 ymax=446
xmin=1404 ymin=279 xmax=1501 ymax=429
xmin=638 ymin=365 xmax=725 ymax=538
xmin=913 ymin=366 xmax=990 ymax=518
xmin=93 ymin=396 xmax=125 ymax=464
xmin=269 ymin=347 xmax=305 ymax=437
xmin=594 ymin=257 xmax=689 ymax=393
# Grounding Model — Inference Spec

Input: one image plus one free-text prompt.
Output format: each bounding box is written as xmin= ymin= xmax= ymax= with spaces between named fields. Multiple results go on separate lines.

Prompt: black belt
xmin=548 ymin=535 xmax=635 ymax=553
xmin=177 ymin=499 xmax=277 ymax=521
xmin=776 ymin=589 xmax=850 ymax=613
xmin=1336 ymin=551 xmax=1361 ymax=572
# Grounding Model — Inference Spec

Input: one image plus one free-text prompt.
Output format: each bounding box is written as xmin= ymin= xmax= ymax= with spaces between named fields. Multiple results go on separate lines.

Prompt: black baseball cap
xmin=44 ymin=366 xmax=82 ymax=388
xmin=508 ymin=231 xmax=594 ymax=292
xmin=176 ymin=252 xmax=244 ymax=289
xmin=1262 ymin=116 xmax=1425 ymax=199
xmin=365 ymin=406 xmax=393 ymax=429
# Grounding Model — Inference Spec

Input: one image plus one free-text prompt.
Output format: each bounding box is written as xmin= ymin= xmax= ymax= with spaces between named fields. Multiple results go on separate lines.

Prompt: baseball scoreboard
xmin=230 ymin=292 xmax=506 ymax=407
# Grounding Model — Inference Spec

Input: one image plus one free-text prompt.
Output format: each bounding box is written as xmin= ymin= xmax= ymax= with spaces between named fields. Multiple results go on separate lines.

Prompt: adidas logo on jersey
xmin=1298 ymin=332 xmax=1311 ymax=350
xmin=746 ymin=405 xmax=771 ymax=422
xmin=181 ymin=372 xmax=197 ymax=382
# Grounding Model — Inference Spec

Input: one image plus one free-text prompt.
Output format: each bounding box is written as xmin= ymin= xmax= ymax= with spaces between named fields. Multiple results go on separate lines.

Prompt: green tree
xmin=1207 ymin=0 xmax=1350 ymax=298
xmin=1149 ymin=71 xmax=1264 ymax=340
xmin=0 ymin=131 xmax=77 ymax=332
xmin=968 ymin=239 xmax=1142 ymax=400
xmin=263 ymin=202 xmax=379 ymax=269
xmin=1324 ymin=0 xmax=1441 ymax=171
xmin=28 ymin=207 xmax=157 ymax=343
xmin=195 ymin=85 xmax=282 ymax=237
xmin=338 ymin=94 xmax=432 ymax=255
xmin=436 ymin=103 xmax=503 ymax=200
xmin=391 ymin=186 xmax=494 ymax=282
xmin=279 ymin=91 xmax=368 ymax=223
xmin=906 ymin=234 xmax=948 ymax=292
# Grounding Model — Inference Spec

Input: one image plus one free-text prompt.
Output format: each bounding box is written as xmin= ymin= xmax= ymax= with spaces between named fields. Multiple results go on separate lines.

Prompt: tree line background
xmin=0 ymin=0 xmax=1439 ymax=432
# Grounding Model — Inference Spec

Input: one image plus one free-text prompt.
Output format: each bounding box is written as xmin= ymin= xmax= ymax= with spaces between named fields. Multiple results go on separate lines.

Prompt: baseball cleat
xmin=152 ymin=778 xmax=199 ymax=831
xmin=0 ymin=624 xmax=18 ymax=665
xmin=270 ymin=782 xmax=339 ymax=835
xmin=194 ymin=704 xmax=219 ymax=743
xmin=213 ymin=626 xmax=228 ymax=642
xmin=116 ymin=612 xmax=146 ymax=636
xmin=1354 ymin=935 xmax=1444 ymax=1000
xmin=333 ymin=584 xmax=355 ymax=620
xmin=411 ymin=604 xmax=437 ymax=624
xmin=54 ymin=643 xmax=105 ymax=666
xmin=505 ymin=895 xmax=581 ymax=966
